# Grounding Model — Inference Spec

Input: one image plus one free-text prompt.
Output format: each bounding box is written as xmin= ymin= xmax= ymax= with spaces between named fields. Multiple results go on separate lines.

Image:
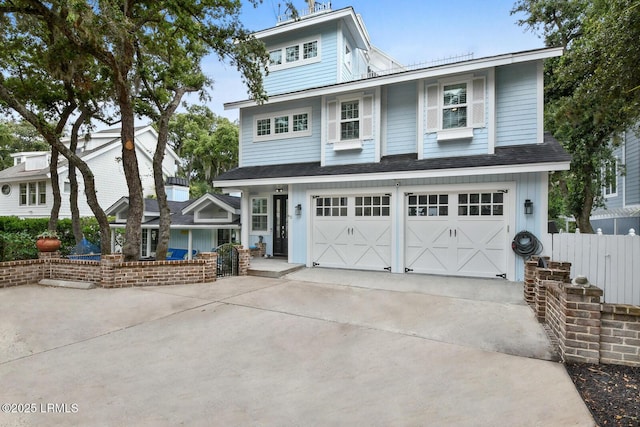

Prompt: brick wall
xmin=1 ymin=251 xmax=223 ymax=289
xmin=0 ymin=259 xmax=45 ymax=288
xmin=530 ymin=260 xmax=640 ymax=367
xmin=600 ymin=304 xmax=640 ymax=366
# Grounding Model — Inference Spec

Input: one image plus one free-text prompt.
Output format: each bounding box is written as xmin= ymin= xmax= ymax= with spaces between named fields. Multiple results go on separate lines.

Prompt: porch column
xmin=110 ymin=228 xmax=116 ymax=253
xmin=241 ymin=190 xmax=250 ymax=248
xmin=188 ymin=230 xmax=193 ymax=260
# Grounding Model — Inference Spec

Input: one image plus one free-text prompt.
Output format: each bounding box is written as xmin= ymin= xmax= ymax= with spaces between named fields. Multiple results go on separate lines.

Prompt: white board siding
xmin=240 ymin=98 xmax=322 ymax=167
xmin=385 ymin=82 xmax=417 ymax=156
xmin=264 ymin=29 xmax=338 ymax=95
xmin=496 ymin=63 xmax=538 ymax=146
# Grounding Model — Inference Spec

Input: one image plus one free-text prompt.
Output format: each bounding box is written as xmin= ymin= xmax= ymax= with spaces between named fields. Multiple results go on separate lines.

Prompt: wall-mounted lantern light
xmin=295 ymin=204 xmax=302 ymax=216
xmin=524 ymin=199 xmax=533 ymax=215
xmin=275 ymin=187 xmax=283 ymax=193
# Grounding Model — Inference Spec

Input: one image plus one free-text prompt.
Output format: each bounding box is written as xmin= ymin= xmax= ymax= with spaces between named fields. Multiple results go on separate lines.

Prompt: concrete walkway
xmin=0 ymin=271 xmax=594 ymax=426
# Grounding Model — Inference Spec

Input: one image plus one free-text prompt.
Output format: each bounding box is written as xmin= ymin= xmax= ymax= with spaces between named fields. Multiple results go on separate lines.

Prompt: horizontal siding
xmin=264 ymin=27 xmax=337 ymax=95
xmin=496 ymin=63 xmax=538 ymax=146
xmin=604 ymin=144 xmax=624 ymax=209
xmin=241 ymin=98 xmax=322 ymax=167
xmin=385 ymin=82 xmax=417 ymax=156
xmin=625 ymin=128 xmax=640 ymax=205
xmin=324 ymin=140 xmax=376 ymax=165
xmin=423 ymin=128 xmax=489 ymax=158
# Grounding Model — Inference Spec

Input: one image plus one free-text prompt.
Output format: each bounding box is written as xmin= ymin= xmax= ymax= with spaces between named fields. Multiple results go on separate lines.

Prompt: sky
xmin=199 ymin=0 xmax=545 ymax=122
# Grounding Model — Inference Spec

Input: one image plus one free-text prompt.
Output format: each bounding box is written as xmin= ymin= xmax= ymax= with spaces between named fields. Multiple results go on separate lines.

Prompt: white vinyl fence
xmin=550 ymin=229 xmax=640 ymax=306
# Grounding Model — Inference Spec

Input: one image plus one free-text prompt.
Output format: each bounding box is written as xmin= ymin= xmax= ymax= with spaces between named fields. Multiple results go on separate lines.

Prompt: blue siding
xmin=604 ymin=144 xmax=624 ymax=209
xmin=241 ymin=98 xmax=322 ymax=167
xmin=385 ymin=82 xmax=417 ymax=156
xmin=625 ymin=128 xmax=640 ymax=205
xmin=324 ymin=140 xmax=376 ymax=166
xmin=423 ymin=128 xmax=489 ymax=158
xmin=263 ymin=26 xmax=338 ymax=95
xmin=496 ymin=63 xmax=539 ymax=146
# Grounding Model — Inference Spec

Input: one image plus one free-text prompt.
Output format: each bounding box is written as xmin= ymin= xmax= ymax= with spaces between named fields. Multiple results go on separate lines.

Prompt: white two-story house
xmin=0 ymin=125 xmax=181 ymax=219
xmin=214 ymin=4 xmax=570 ymax=281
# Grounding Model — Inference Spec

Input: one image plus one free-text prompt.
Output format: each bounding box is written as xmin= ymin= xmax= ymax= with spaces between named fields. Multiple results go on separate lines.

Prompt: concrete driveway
xmin=0 ymin=270 xmax=594 ymax=426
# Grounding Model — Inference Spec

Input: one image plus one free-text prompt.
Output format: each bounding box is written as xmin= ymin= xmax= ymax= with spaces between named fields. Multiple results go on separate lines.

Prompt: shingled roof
xmin=216 ymin=133 xmax=570 ymax=182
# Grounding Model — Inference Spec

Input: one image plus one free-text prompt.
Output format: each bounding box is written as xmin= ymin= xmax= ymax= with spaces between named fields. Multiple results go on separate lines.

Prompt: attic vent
xmin=166 ymin=177 xmax=189 ymax=187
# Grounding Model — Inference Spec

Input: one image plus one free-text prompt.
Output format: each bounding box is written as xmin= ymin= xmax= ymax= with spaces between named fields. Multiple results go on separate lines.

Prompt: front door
xmin=273 ymin=195 xmax=288 ymax=257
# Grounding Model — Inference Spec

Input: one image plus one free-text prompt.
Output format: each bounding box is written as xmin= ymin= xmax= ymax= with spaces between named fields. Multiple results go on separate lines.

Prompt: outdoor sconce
xmin=524 ymin=199 xmax=533 ymax=215
xmin=275 ymin=187 xmax=283 ymax=193
xmin=295 ymin=204 xmax=302 ymax=216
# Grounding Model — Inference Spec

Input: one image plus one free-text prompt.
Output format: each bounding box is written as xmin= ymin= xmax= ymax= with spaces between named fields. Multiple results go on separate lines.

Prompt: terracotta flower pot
xmin=36 ymin=237 xmax=61 ymax=252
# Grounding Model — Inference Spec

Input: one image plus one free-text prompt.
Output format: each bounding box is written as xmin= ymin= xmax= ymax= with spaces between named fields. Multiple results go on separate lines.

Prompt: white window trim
xmin=327 ymin=93 xmax=374 ymax=150
xmin=194 ymin=206 xmax=232 ymax=223
xmin=603 ymin=158 xmax=619 ymax=198
xmin=253 ymin=107 xmax=313 ymax=142
xmin=426 ymin=74 xmax=485 ymax=141
xmin=18 ymin=181 xmax=47 ymax=206
xmin=267 ymin=36 xmax=321 ymax=72
xmin=251 ymin=197 xmax=269 ymax=232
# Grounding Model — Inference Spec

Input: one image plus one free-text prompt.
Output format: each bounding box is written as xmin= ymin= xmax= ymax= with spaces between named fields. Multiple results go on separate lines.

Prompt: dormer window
xmin=442 ymin=83 xmax=467 ymax=129
xmin=267 ymin=36 xmax=321 ymax=71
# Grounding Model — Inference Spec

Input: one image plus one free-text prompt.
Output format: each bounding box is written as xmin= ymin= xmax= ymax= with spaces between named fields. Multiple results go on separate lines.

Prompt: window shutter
xmin=327 ymin=100 xmax=338 ymax=142
xmin=471 ymin=78 xmax=485 ymax=128
xmin=426 ymin=84 xmax=439 ymax=132
xmin=361 ymin=95 xmax=374 ymax=139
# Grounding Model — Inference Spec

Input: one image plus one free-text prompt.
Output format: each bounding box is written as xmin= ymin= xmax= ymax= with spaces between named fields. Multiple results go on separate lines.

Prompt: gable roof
xmin=0 ymin=125 xmax=179 ymax=182
xmin=215 ymin=133 xmax=571 ymax=187
xmin=106 ymin=193 xmax=241 ymax=228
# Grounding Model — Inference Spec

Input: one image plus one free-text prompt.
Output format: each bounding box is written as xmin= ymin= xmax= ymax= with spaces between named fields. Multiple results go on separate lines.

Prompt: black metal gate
xmin=216 ymin=243 xmax=239 ymax=278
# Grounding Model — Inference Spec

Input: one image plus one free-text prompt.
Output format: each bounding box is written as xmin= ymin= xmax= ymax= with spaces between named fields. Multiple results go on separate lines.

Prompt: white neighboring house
xmin=0 ymin=125 xmax=180 ymax=218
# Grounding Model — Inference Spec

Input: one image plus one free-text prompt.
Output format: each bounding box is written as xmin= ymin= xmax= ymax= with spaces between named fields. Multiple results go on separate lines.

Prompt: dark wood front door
xmin=273 ymin=195 xmax=288 ymax=257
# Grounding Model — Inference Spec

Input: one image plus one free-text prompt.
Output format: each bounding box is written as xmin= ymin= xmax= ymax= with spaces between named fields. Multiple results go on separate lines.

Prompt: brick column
xmin=534 ymin=263 xmax=571 ymax=322
xmin=100 ymin=254 xmax=123 ymax=288
xmin=237 ymin=247 xmax=250 ymax=276
xmin=524 ymin=259 xmax=539 ymax=307
xmin=196 ymin=252 xmax=217 ymax=283
xmin=562 ymin=278 xmax=603 ymax=364
xmin=37 ymin=251 xmax=60 ymax=279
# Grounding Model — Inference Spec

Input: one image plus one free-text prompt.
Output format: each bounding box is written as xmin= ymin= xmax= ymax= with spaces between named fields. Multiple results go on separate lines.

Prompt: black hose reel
xmin=511 ymin=230 xmax=543 ymax=259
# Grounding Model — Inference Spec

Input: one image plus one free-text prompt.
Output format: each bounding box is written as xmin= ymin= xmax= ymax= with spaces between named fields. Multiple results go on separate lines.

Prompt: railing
xmin=550 ymin=228 xmax=639 ymax=305
xmin=277 ymin=1 xmax=332 ymax=25
xmin=359 ymin=53 xmax=475 ymax=81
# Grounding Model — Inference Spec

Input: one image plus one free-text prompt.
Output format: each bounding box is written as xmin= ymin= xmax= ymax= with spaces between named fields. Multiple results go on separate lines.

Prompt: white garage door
xmin=405 ymin=191 xmax=509 ymax=278
xmin=312 ymin=194 xmax=392 ymax=271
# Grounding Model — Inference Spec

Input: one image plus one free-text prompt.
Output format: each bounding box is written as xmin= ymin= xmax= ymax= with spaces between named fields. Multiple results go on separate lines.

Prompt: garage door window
xmin=355 ymin=195 xmax=390 ymax=216
xmin=315 ymin=197 xmax=347 ymax=216
xmin=408 ymin=194 xmax=448 ymax=217
xmin=458 ymin=192 xmax=503 ymax=216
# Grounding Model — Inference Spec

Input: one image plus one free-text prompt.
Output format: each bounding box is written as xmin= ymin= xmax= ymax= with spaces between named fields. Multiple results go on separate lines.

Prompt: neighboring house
xmin=591 ymin=126 xmax=640 ymax=234
xmin=105 ymin=178 xmax=241 ymax=258
xmin=214 ymin=4 xmax=570 ymax=281
xmin=0 ymin=125 xmax=180 ymax=219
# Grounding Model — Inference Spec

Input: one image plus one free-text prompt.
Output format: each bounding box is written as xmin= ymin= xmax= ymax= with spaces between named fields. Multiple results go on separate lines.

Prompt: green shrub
xmin=0 ymin=216 xmax=104 ymax=261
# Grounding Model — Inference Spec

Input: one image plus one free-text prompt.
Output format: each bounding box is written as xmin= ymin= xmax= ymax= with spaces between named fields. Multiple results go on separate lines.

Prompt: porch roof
xmin=215 ymin=133 xmax=570 ymax=185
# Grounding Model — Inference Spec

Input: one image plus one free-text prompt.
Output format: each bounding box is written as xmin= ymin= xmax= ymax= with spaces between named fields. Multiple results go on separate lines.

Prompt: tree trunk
xmin=120 ymin=104 xmax=144 ymax=261
xmin=152 ymin=89 xmax=186 ymax=260
xmin=48 ymin=146 xmax=61 ymax=232
xmin=69 ymin=114 xmax=87 ymax=244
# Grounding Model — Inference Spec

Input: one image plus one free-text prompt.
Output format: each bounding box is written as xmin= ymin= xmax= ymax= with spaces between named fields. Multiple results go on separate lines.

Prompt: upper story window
xmin=603 ymin=158 xmax=619 ymax=197
xmin=19 ymin=181 xmax=46 ymax=206
xmin=344 ymin=42 xmax=352 ymax=71
xmin=268 ymin=36 xmax=321 ymax=71
xmin=327 ymin=94 xmax=374 ymax=150
xmin=253 ymin=108 xmax=312 ymax=142
xmin=426 ymin=75 xmax=485 ymax=141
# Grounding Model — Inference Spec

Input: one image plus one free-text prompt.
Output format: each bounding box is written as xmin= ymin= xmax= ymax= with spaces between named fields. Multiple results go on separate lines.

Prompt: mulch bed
xmin=566 ymin=363 xmax=640 ymax=426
